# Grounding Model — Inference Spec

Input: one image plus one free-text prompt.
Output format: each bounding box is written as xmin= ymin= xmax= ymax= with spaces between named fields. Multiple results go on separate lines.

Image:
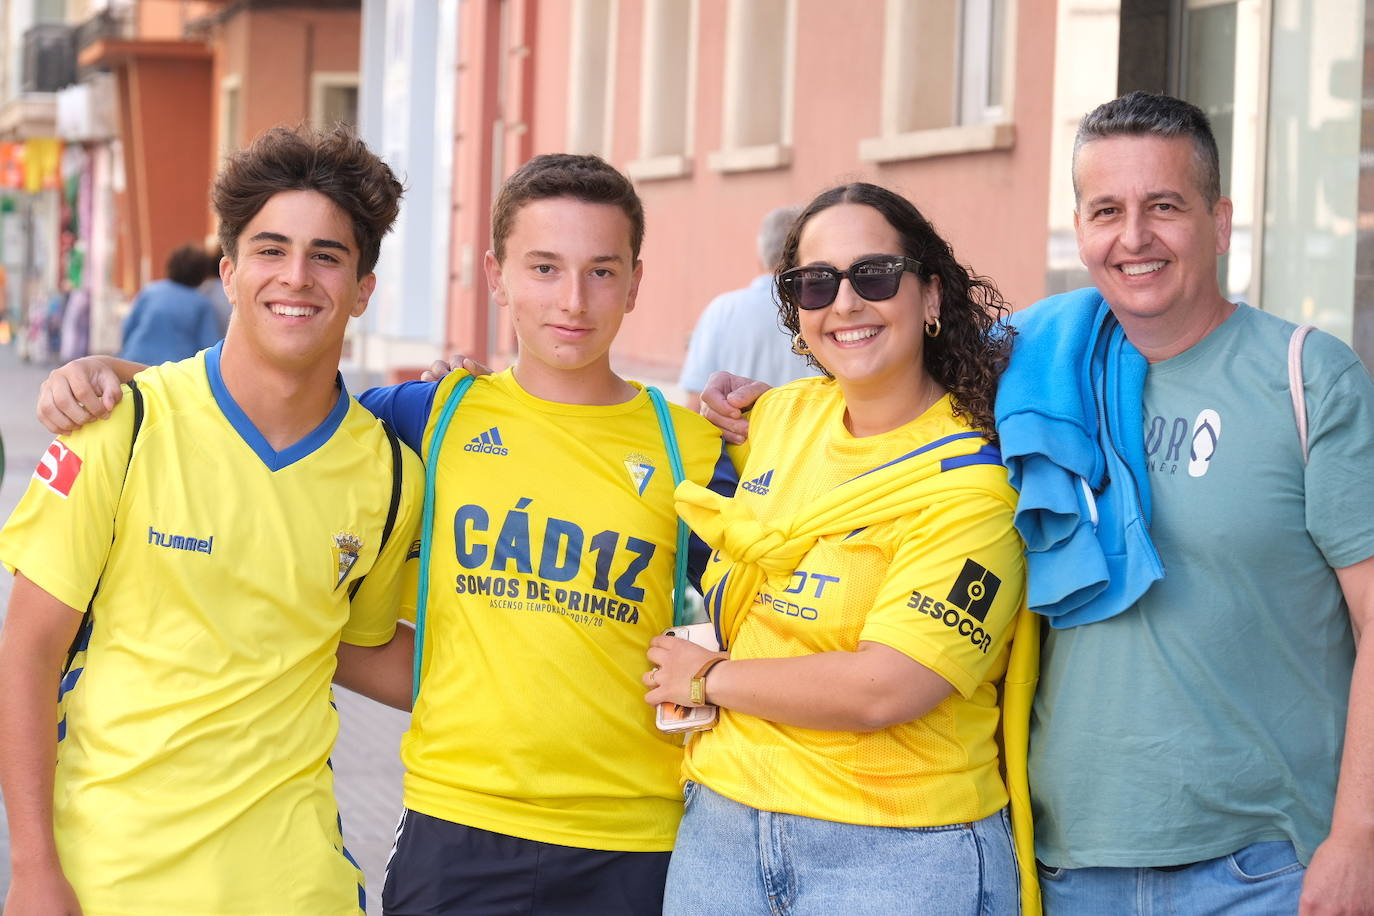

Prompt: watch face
xmin=690 ymin=679 xmax=704 ymax=705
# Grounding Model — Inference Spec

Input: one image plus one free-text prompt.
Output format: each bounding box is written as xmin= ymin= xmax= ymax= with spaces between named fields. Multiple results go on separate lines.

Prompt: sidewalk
xmin=0 ymin=344 xmax=408 ymax=913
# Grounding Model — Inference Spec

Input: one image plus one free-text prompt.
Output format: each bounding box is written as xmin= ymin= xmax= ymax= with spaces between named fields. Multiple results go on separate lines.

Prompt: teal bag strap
xmin=413 ymin=374 xmax=476 ymax=702
xmin=646 ymin=386 xmax=691 ymax=628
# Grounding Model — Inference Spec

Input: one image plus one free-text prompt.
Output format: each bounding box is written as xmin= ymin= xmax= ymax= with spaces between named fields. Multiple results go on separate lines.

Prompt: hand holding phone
xmin=654 ymin=622 xmax=722 ymax=734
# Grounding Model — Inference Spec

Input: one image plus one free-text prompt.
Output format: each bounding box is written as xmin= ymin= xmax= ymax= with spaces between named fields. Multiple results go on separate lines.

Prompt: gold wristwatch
xmin=689 ymin=656 xmax=727 ymax=705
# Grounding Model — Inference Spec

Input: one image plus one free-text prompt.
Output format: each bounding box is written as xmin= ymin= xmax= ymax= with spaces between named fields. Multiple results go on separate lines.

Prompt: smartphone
xmin=654 ymin=622 xmax=721 ymax=734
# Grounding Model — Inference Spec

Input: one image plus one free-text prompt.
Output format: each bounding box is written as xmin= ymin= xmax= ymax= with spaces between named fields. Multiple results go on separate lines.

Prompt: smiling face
xmin=794 ymin=203 xmax=939 ymax=401
xmin=484 ymin=196 xmax=642 ymax=399
xmin=220 ymin=189 xmax=374 ymax=373
xmin=1074 ymin=134 xmax=1232 ymax=341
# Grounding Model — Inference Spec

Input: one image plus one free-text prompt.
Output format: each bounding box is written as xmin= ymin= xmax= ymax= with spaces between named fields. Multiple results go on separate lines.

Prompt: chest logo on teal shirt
xmin=624 ymin=452 xmax=656 ymax=496
xmin=334 ymin=532 xmax=363 ymax=589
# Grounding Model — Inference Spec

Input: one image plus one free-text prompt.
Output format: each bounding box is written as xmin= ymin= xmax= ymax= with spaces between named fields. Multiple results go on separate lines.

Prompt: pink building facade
xmin=412 ymin=0 xmax=1057 ymax=385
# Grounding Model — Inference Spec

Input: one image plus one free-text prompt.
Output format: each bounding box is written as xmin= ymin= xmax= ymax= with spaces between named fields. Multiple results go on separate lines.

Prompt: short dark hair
xmin=490 ymin=153 xmax=645 ymax=262
xmin=776 ymin=183 xmax=1013 ymax=439
xmin=166 ymin=243 xmax=209 ymax=287
xmin=1073 ymin=91 xmax=1222 ymax=208
xmin=213 ymin=125 xmax=403 ymax=277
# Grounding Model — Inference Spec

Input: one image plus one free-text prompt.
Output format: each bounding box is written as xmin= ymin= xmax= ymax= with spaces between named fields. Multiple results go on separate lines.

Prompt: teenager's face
xmin=485 ymin=196 xmax=642 ymax=386
xmin=794 ymin=203 xmax=938 ymax=399
xmin=221 ymin=190 xmax=373 ymax=371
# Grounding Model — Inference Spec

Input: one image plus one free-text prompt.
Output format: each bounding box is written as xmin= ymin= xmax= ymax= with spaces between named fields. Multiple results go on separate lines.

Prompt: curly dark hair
xmin=491 ymin=153 xmax=645 ymax=262
xmin=213 ymin=125 xmax=403 ymax=278
xmin=776 ymin=183 xmax=1013 ymax=439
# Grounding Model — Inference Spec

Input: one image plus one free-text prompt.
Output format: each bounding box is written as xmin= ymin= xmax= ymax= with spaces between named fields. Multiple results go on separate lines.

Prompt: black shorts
xmin=382 ymin=809 xmax=671 ymax=915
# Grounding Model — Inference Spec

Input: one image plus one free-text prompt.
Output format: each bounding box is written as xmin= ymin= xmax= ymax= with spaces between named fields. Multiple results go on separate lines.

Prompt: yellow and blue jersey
xmin=359 ymin=369 xmax=733 ymax=851
xmin=0 ymin=342 xmax=423 ymax=915
xmin=685 ymin=379 xmax=1026 ymax=828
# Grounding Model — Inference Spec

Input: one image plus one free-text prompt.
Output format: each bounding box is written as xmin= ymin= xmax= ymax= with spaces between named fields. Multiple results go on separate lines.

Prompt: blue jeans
xmin=1039 ymin=840 xmax=1304 ymax=915
xmin=664 ymin=781 xmax=1021 ymax=916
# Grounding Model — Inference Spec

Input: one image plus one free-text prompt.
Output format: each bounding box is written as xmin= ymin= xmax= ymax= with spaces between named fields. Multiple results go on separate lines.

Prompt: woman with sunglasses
xmin=644 ymin=183 xmax=1035 ymax=914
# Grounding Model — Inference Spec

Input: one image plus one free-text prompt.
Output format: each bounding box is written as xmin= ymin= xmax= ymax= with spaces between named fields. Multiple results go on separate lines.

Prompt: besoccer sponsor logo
xmin=35 ymin=440 xmax=83 ymax=498
xmin=741 ymin=469 xmax=774 ymax=495
xmin=464 ymin=427 xmax=509 ymax=456
xmin=906 ymin=558 xmax=1003 ymax=654
xmin=946 ymin=558 xmax=1001 ymax=621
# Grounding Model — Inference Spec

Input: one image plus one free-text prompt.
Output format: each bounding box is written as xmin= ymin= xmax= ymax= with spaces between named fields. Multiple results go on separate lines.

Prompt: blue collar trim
xmin=205 ymin=341 xmax=350 ymax=471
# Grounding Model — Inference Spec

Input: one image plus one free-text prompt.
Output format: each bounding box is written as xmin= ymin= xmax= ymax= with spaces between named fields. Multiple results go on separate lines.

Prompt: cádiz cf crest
xmin=624 ymin=452 xmax=656 ymax=496
xmin=334 ymin=532 xmax=363 ymax=589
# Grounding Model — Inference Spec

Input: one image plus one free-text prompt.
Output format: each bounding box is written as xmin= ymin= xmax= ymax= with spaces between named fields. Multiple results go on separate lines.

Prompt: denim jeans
xmin=664 ymin=781 xmax=1021 ymax=916
xmin=1038 ymin=840 xmax=1304 ymax=915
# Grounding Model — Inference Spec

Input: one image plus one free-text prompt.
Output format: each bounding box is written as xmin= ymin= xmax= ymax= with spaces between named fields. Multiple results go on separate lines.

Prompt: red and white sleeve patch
xmin=34 ymin=440 xmax=83 ymax=498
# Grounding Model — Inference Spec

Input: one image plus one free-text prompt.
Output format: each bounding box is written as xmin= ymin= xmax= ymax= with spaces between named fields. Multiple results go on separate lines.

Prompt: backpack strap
xmin=412 ymin=374 xmax=477 ymax=702
xmin=347 ymin=421 xmax=404 ymax=601
xmin=1288 ymin=324 xmax=1316 ymax=465
xmin=646 ymin=386 xmax=691 ymax=628
xmin=64 ymin=379 xmax=144 ymax=675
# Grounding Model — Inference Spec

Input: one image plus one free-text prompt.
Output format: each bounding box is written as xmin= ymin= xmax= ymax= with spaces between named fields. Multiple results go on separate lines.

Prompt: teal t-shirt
xmin=1030 ymin=304 xmax=1374 ymax=868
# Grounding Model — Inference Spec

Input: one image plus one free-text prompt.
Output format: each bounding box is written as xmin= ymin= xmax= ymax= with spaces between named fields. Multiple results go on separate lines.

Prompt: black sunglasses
xmin=779 ymin=255 xmax=923 ymax=310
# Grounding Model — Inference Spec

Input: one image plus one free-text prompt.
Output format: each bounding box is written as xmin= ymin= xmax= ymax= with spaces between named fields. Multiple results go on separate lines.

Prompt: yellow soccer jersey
xmin=0 ymin=344 xmax=422 ymax=916
xmin=685 ymin=378 xmax=1026 ymax=828
xmin=399 ymin=369 xmax=726 ymax=851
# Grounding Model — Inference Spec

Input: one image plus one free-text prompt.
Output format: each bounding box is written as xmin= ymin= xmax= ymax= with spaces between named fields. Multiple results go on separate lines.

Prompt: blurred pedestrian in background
xmin=198 ymin=237 xmax=233 ymax=336
xmin=118 ymin=242 xmax=221 ymax=365
xmin=678 ymin=205 xmax=819 ymax=411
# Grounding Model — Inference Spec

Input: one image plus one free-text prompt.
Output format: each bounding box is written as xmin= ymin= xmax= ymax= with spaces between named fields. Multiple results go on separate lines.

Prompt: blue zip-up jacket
xmin=995 ymin=287 xmax=1164 ymax=627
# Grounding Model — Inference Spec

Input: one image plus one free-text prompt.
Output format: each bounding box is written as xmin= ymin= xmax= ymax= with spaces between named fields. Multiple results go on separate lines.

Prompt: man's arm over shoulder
xmin=334 ymin=437 xmax=425 ymax=711
xmin=357 ymin=380 xmax=440 ymax=454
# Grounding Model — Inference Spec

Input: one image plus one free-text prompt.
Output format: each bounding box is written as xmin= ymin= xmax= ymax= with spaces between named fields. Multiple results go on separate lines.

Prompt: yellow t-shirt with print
xmin=0 ymin=345 xmax=422 ymax=916
xmin=686 ymin=378 xmax=1025 ymax=828
xmin=402 ymin=369 xmax=726 ymax=851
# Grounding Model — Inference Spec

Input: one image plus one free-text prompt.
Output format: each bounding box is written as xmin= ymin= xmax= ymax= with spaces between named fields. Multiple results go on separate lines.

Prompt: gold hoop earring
xmin=924 ymin=316 xmax=942 ymax=339
xmin=791 ymin=332 xmax=812 ymax=356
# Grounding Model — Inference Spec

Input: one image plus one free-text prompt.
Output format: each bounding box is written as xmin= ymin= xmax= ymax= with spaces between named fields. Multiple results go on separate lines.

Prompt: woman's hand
xmin=643 ymin=635 xmax=726 ymax=707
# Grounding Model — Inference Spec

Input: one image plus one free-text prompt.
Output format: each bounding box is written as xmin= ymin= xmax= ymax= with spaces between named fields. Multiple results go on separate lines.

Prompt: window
xmin=567 ymin=0 xmax=617 ymax=157
xmin=707 ymin=0 xmax=795 ymax=173
xmin=219 ymin=75 xmax=241 ymax=158
xmin=311 ymin=72 xmax=360 ymax=131
xmin=859 ymin=0 xmax=1015 ymax=163
xmin=627 ymin=0 xmax=697 ymax=180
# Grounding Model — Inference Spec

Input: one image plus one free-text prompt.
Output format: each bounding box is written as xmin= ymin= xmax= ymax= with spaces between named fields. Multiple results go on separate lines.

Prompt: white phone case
xmin=654 ymin=622 xmax=721 ymax=734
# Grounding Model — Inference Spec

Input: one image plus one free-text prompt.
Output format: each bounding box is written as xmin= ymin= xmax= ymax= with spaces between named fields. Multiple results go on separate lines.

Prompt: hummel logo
xmin=741 ymin=469 xmax=774 ymax=495
xmin=464 ymin=427 xmax=509 ymax=456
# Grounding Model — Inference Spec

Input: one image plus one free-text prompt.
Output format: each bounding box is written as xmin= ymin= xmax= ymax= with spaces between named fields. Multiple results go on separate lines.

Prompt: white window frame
xmin=310 ymin=71 xmax=360 ymax=131
xmin=566 ymin=0 xmax=618 ymax=157
xmin=860 ymin=0 xmax=1016 ymax=164
xmin=627 ymin=0 xmax=698 ymax=181
xmin=218 ymin=74 xmax=241 ymax=159
xmin=707 ymin=0 xmax=796 ymax=174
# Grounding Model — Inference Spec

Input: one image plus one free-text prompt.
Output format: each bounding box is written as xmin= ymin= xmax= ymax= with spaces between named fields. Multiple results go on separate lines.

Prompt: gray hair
xmin=1072 ymin=91 xmax=1222 ymax=209
xmin=757 ymin=205 xmax=801 ymax=270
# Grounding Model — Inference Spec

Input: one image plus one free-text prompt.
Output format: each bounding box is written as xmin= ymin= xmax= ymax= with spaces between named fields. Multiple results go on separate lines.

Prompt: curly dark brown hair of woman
xmin=775 ymin=183 xmax=1014 ymax=440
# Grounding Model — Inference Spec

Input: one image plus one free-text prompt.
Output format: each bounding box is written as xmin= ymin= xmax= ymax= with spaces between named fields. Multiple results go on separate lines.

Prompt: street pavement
xmin=0 ymin=344 xmax=407 ymax=913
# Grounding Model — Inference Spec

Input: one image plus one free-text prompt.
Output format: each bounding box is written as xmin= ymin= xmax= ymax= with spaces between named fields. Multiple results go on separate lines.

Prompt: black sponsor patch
xmin=945 ymin=559 xmax=1001 ymax=622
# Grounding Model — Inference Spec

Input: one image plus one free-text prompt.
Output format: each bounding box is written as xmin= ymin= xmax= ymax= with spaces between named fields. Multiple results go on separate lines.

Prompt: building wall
xmin=503 ymin=0 xmax=1058 ymax=379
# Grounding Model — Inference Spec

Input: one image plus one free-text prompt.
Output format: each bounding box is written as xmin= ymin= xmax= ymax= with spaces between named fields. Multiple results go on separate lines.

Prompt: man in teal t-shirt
xmin=1028 ymin=92 xmax=1374 ymax=914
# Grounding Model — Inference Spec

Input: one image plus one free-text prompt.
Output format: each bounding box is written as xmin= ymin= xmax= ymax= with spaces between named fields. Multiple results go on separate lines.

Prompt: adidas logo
xmin=463 ymin=427 xmax=509 ymax=456
xmin=741 ymin=469 xmax=774 ymax=495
